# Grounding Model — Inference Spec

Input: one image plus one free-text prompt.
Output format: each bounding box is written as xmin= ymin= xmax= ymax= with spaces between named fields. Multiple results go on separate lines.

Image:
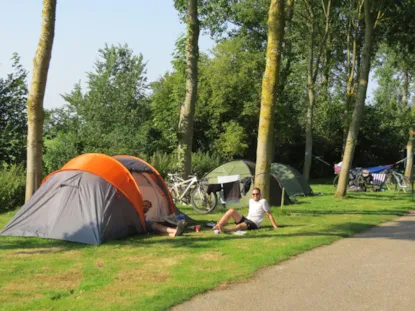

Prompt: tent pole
xmin=281 ymin=188 xmax=285 ymax=210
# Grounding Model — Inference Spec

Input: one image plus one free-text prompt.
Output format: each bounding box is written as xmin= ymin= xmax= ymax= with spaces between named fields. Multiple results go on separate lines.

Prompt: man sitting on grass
xmin=212 ymin=187 xmax=278 ymax=233
xmin=143 ymin=200 xmax=185 ymax=237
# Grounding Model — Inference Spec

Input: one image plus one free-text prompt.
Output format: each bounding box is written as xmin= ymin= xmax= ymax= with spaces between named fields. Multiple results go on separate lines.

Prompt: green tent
xmin=206 ymin=160 xmax=291 ymax=208
xmin=270 ymin=163 xmax=313 ymax=197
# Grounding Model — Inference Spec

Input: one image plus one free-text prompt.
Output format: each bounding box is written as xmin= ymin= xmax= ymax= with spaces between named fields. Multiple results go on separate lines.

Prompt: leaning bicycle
xmin=333 ymin=167 xmax=371 ymax=191
xmin=167 ymin=173 xmax=218 ymax=214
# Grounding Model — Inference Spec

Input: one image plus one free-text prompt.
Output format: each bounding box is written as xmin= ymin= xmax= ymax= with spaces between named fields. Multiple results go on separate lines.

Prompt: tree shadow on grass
xmin=0 ymin=236 xmax=86 ymax=252
xmin=2 ymin=212 xmax=413 ymax=251
xmin=282 ymin=208 xmax=410 ymax=216
xmin=128 ymin=211 xmax=415 ymax=247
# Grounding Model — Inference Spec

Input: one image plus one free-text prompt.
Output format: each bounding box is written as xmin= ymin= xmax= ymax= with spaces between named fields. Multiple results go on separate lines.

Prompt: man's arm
xmin=265 ymin=211 xmax=278 ymax=229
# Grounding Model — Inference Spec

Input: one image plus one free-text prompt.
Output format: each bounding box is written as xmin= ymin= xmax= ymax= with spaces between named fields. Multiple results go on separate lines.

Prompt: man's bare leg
xmin=219 ymin=222 xmax=248 ymax=233
xmin=213 ymin=209 xmax=245 ymax=231
xmin=151 ymin=223 xmax=185 ymax=237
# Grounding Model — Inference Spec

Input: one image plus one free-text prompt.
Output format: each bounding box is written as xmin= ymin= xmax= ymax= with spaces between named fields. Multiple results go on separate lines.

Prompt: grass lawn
xmin=0 ymin=182 xmax=413 ymax=311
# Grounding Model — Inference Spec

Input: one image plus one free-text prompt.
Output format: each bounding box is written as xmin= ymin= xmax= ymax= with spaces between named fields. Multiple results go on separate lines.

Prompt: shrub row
xmin=0 ymin=164 xmax=26 ymax=212
xmin=148 ymin=151 xmax=221 ymax=179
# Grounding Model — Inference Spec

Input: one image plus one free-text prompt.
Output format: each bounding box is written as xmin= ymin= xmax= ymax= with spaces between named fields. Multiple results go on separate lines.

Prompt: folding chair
xmin=392 ymin=171 xmax=410 ymax=192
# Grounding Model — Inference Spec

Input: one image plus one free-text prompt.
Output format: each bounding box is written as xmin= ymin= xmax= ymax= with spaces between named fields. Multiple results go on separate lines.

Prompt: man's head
xmin=252 ymin=187 xmax=261 ymax=201
xmin=143 ymin=200 xmax=152 ymax=214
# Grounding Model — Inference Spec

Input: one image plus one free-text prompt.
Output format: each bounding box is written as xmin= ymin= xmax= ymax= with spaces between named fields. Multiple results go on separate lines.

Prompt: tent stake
xmin=281 ymin=188 xmax=285 ymax=210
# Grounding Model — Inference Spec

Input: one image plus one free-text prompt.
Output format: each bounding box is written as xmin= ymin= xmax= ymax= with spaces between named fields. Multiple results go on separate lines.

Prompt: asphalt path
xmin=172 ymin=211 xmax=415 ymax=311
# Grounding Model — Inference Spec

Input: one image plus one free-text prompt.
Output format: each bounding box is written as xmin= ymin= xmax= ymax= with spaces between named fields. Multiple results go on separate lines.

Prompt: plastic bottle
xmin=176 ymin=214 xmax=185 ymax=223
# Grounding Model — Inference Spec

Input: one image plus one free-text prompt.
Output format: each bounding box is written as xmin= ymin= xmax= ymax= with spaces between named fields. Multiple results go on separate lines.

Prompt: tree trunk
xmin=303 ymin=17 xmax=315 ymax=181
xmin=343 ymin=2 xmax=361 ymax=154
xmin=405 ymin=130 xmax=414 ymax=178
xmin=280 ymin=0 xmax=295 ymax=89
xmin=177 ymin=0 xmax=199 ymax=178
xmin=335 ymin=0 xmax=373 ymax=197
xmin=25 ymin=0 xmax=56 ymax=201
xmin=403 ymin=70 xmax=413 ymax=179
xmin=302 ymin=0 xmax=331 ymax=181
xmin=255 ymin=0 xmax=286 ymax=201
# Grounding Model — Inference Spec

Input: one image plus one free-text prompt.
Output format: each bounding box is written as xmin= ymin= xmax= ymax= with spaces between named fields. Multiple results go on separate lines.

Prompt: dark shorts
xmin=145 ymin=220 xmax=154 ymax=233
xmin=235 ymin=216 xmax=258 ymax=230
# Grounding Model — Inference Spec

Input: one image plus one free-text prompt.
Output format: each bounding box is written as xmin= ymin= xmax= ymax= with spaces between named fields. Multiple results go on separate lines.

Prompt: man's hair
xmin=143 ymin=200 xmax=152 ymax=207
xmin=252 ymin=187 xmax=261 ymax=193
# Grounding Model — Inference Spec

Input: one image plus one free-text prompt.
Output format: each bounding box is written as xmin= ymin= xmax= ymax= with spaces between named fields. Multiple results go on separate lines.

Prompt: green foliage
xmin=0 ymin=164 xmax=25 ymax=212
xmin=43 ymin=44 xmax=153 ymax=164
xmin=212 ymin=121 xmax=248 ymax=159
xmin=191 ymin=150 xmax=221 ymax=177
xmin=0 ymin=53 xmax=28 ymax=166
xmin=43 ymin=132 xmax=82 ymax=174
xmin=149 ymin=151 xmax=221 ymax=179
xmin=148 ymin=151 xmax=178 ymax=179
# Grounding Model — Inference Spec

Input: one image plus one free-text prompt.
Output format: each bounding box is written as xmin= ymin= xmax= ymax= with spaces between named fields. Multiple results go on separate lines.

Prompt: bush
xmin=0 ymin=164 xmax=26 ymax=212
xmin=191 ymin=150 xmax=221 ymax=177
xmin=149 ymin=150 xmax=221 ymax=179
xmin=148 ymin=151 xmax=177 ymax=179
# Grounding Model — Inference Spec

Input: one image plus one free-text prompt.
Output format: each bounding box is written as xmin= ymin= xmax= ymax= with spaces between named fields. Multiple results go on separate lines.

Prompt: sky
xmin=0 ymin=1 xmax=375 ymax=110
xmin=0 ymin=0 xmax=213 ymax=109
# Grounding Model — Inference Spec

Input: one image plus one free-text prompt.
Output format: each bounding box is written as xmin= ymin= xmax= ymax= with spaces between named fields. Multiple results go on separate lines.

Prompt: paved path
xmin=172 ymin=212 xmax=415 ymax=311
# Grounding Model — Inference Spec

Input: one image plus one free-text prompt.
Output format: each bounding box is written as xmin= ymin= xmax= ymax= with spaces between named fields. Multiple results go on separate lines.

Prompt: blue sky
xmin=0 ymin=1 xmax=375 ymax=110
xmin=0 ymin=0 xmax=213 ymax=109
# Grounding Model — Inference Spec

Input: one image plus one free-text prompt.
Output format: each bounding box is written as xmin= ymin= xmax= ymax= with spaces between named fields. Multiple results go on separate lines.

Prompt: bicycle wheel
xmin=169 ymin=187 xmax=180 ymax=203
xmin=333 ymin=175 xmax=339 ymax=188
xmin=355 ymin=175 xmax=366 ymax=191
xmin=191 ymin=186 xmax=217 ymax=214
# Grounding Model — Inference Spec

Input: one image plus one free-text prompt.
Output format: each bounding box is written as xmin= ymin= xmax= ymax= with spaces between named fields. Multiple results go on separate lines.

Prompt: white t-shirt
xmin=247 ymin=198 xmax=270 ymax=227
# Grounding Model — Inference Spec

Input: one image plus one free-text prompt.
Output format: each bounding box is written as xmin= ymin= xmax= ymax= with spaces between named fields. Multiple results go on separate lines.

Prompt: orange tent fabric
xmin=43 ymin=153 xmax=146 ymax=230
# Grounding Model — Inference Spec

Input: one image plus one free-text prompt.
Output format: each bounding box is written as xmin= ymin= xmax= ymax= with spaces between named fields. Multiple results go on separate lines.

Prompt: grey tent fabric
xmin=0 ymin=171 xmax=144 ymax=245
xmin=115 ymin=157 xmax=154 ymax=173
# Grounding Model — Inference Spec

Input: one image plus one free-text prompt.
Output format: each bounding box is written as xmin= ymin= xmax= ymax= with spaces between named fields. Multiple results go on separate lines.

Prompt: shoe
xmin=174 ymin=221 xmax=186 ymax=237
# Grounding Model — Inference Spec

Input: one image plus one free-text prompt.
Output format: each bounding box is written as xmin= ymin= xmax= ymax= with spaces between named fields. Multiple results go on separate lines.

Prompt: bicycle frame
xmin=169 ymin=175 xmax=198 ymax=202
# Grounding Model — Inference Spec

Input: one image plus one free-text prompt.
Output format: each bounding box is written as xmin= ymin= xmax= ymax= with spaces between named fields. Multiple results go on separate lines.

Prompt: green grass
xmin=0 ymin=183 xmax=413 ymax=311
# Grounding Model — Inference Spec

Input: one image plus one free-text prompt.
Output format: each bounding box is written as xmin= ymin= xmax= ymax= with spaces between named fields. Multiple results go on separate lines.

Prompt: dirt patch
xmin=96 ymin=260 xmax=105 ymax=268
xmin=3 ymin=267 xmax=82 ymax=294
xmin=160 ymin=255 xmax=186 ymax=266
xmin=200 ymin=252 xmax=225 ymax=261
xmin=115 ymin=268 xmax=169 ymax=285
xmin=88 ymin=267 xmax=170 ymax=305
xmin=5 ymin=247 xmax=67 ymax=258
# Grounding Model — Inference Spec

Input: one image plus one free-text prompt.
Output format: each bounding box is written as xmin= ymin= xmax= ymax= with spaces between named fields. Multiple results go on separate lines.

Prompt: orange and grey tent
xmin=1 ymin=153 xmax=177 ymax=245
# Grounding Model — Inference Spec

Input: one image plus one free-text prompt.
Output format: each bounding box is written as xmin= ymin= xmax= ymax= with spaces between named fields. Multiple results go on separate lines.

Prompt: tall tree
xmin=176 ymin=0 xmax=200 ymax=178
xmin=343 ymin=0 xmax=363 ymax=153
xmin=255 ymin=0 xmax=286 ymax=200
xmin=25 ymin=0 xmax=56 ymax=201
xmin=56 ymin=44 xmax=150 ymax=161
xmin=302 ymin=0 xmax=332 ymax=181
xmin=335 ymin=0 xmax=375 ymax=197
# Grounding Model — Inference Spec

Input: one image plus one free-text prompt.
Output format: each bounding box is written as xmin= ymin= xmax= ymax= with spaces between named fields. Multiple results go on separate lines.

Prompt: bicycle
xmin=167 ymin=173 xmax=218 ymax=214
xmin=333 ymin=167 xmax=371 ymax=191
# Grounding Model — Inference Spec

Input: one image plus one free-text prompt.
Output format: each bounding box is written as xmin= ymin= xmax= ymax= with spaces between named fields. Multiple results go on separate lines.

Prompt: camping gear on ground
xmin=334 ymin=164 xmax=394 ymax=191
xmin=362 ymin=165 xmax=393 ymax=174
xmin=206 ymin=160 xmax=292 ymax=209
xmin=333 ymin=167 xmax=372 ymax=191
xmin=1 ymin=153 xmax=192 ymax=245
